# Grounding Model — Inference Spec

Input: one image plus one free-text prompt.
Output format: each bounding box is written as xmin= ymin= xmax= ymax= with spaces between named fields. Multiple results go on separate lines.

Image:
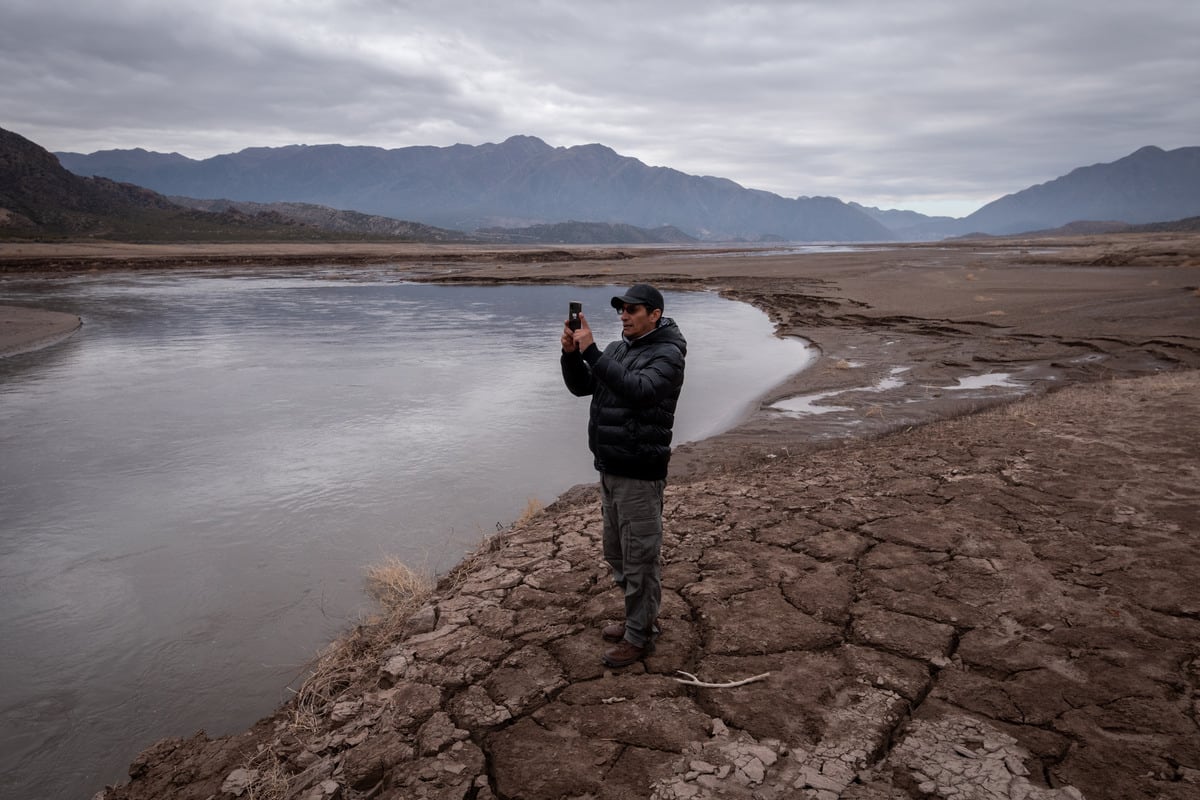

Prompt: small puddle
xmin=938 ymin=373 xmax=1023 ymax=391
xmin=769 ymin=366 xmax=1043 ymax=418
xmin=771 ymin=367 xmax=911 ymax=416
xmin=771 ymin=389 xmax=854 ymax=415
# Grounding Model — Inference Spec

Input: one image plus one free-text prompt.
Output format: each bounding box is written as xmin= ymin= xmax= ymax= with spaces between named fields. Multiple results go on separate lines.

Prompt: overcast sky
xmin=3 ymin=1 xmax=1197 ymax=217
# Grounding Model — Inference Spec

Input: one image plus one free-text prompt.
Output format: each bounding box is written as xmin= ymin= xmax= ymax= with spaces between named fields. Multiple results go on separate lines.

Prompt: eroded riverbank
xmin=94 ymin=370 xmax=1200 ymax=800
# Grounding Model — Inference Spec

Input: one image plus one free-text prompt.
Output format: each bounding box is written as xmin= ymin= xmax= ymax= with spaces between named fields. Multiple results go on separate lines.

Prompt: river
xmin=0 ymin=271 xmax=814 ymax=799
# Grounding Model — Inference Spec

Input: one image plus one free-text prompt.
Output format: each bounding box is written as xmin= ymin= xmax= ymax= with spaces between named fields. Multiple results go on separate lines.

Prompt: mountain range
xmin=0 ymin=127 xmax=697 ymax=244
xmin=57 ymin=136 xmax=1200 ymax=241
xmin=4 ymin=122 xmax=1199 ymax=243
xmin=54 ymin=135 xmax=895 ymax=242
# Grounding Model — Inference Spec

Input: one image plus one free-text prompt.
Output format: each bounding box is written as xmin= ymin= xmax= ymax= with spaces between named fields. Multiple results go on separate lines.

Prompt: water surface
xmin=0 ymin=273 xmax=813 ymax=799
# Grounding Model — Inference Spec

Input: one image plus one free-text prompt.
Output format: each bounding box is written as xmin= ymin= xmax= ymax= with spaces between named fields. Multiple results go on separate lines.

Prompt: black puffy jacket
xmin=561 ymin=318 xmax=687 ymax=480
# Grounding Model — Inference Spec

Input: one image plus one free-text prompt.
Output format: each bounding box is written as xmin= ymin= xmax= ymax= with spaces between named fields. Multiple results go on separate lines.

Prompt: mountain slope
xmin=958 ymin=215 xmax=1200 ymax=239
xmin=57 ymin=136 xmax=896 ymax=242
xmin=958 ymin=146 xmax=1200 ymax=235
xmin=0 ymin=127 xmax=332 ymax=241
xmin=475 ymin=220 xmax=697 ymax=244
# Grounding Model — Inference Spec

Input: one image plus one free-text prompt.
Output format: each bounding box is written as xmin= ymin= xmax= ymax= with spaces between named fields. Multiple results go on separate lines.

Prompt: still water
xmin=0 ymin=273 xmax=814 ymax=799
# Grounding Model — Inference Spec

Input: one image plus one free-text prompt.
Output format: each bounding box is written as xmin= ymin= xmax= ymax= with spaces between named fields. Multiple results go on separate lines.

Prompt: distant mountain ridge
xmin=170 ymin=197 xmax=467 ymax=241
xmin=850 ymin=203 xmax=962 ymax=241
xmin=955 ymin=145 xmax=1200 ymax=235
xmin=475 ymin=220 xmax=697 ymax=245
xmin=57 ymin=135 xmax=896 ymax=242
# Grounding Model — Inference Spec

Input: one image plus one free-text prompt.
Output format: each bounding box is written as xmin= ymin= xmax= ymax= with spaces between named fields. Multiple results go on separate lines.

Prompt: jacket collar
xmin=622 ymin=317 xmax=668 ymax=345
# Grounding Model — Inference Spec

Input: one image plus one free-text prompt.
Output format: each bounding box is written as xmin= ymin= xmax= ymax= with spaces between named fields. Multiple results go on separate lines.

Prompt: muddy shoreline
xmin=7 ymin=236 xmax=1195 ymax=475
xmin=3 ymin=236 xmax=1199 ymax=799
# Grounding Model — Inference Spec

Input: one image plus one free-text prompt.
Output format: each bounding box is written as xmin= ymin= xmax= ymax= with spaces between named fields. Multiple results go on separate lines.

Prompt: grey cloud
xmin=2 ymin=0 xmax=1198 ymax=215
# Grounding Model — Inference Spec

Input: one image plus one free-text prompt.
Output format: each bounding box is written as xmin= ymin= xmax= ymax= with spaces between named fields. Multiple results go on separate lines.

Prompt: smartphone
xmin=568 ymin=301 xmax=582 ymax=330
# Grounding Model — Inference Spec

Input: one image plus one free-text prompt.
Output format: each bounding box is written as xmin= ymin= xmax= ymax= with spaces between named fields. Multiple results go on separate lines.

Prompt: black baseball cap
xmin=610 ymin=283 xmax=664 ymax=311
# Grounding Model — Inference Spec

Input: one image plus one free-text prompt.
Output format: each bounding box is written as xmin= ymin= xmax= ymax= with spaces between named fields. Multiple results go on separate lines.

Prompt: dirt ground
xmin=3 ymin=235 xmax=1199 ymax=799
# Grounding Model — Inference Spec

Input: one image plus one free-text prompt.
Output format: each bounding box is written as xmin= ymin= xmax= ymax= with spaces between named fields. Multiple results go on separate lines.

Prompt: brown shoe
xmin=602 ymin=620 xmax=662 ymax=643
xmin=602 ymin=639 xmax=654 ymax=668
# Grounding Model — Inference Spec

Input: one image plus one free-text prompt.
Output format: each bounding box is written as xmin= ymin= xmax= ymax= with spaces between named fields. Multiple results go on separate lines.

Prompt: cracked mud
xmin=97 ymin=370 xmax=1200 ymax=800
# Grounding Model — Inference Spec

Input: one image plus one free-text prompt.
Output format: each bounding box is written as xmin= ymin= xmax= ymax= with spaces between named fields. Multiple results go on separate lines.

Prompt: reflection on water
xmin=0 ymin=274 xmax=813 ymax=799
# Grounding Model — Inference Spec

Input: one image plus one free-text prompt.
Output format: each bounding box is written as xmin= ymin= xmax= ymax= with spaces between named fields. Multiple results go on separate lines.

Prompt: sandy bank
xmin=0 ymin=304 xmax=82 ymax=357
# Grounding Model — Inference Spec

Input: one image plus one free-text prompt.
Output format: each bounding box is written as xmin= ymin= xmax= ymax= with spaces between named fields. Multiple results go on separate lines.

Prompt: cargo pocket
xmin=622 ymin=514 xmax=662 ymax=568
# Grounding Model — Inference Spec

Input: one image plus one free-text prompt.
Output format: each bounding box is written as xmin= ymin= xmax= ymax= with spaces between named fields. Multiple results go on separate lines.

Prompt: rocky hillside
xmin=170 ymin=197 xmax=469 ymax=241
xmin=171 ymin=198 xmax=698 ymax=244
xmin=0 ymin=127 xmax=329 ymax=241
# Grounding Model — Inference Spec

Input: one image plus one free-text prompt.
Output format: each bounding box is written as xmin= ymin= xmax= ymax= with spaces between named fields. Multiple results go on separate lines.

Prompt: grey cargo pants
xmin=600 ymin=472 xmax=664 ymax=648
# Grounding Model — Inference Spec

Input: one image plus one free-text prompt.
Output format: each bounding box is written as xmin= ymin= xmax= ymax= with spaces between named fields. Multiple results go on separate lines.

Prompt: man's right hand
xmin=571 ymin=312 xmax=595 ymax=353
xmin=561 ymin=322 xmax=577 ymax=352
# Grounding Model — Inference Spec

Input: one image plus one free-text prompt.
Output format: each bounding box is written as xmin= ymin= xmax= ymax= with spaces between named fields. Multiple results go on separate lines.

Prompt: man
xmin=560 ymin=283 xmax=687 ymax=668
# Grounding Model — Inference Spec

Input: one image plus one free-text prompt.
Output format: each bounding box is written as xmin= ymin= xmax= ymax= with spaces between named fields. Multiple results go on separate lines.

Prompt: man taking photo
xmin=560 ymin=284 xmax=687 ymax=668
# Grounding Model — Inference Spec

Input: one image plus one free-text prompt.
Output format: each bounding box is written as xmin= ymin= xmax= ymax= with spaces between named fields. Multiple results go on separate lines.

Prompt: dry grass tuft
xmin=515 ymin=496 xmax=544 ymax=526
xmin=250 ymin=760 xmax=290 ymax=800
xmin=289 ymin=557 xmax=433 ymax=731
xmin=1138 ymin=371 xmax=1196 ymax=395
xmin=833 ymin=359 xmax=853 ymax=370
xmin=437 ymin=528 xmax=510 ymax=593
xmin=365 ymin=556 xmax=435 ymax=616
xmin=236 ymin=748 xmax=291 ymax=800
xmin=291 ymin=632 xmax=368 ymax=732
xmin=437 ymin=497 xmax=539 ymax=592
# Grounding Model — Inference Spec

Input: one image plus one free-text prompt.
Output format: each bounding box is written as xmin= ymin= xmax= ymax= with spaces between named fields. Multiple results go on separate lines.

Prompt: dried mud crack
xmin=97 ymin=370 xmax=1200 ymax=800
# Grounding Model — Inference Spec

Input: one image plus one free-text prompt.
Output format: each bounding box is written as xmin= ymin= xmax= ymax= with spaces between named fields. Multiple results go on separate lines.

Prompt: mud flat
xmin=3 ymin=235 xmax=1199 ymax=799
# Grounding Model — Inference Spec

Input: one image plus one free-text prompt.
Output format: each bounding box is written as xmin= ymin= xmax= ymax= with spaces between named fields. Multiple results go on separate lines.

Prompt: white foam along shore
xmin=0 ymin=304 xmax=82 ymax=357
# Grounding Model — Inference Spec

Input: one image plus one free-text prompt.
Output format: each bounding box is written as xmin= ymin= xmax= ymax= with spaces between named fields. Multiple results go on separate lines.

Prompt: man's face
xmin=619 ymin=303 xmax=661 ymax=339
